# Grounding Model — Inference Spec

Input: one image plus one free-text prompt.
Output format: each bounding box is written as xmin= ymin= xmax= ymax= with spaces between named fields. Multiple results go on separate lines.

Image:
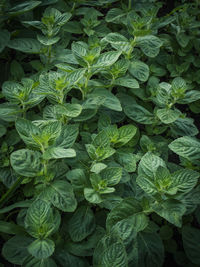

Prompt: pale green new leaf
xmin=43 ymin=147 xmax=76 ymax=159
xmin=84 ymin=188 xmax=102 ymax=204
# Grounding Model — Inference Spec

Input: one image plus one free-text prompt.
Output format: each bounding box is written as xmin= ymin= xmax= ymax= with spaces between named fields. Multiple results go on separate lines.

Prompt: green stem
xmin=47 ymin=44 xmax=52 ymax=65
xmin=126 ymin=36 xmax=137 ymax=59
xmin=108 ymin=76 xmax=115 ymax=92
xmin=71 ymin=2 xmax=76 ymax=13
xmin=128 ymin=0 xmax=132 ymax=10
xmin=0 ymin=176 xmax=24 ymax=208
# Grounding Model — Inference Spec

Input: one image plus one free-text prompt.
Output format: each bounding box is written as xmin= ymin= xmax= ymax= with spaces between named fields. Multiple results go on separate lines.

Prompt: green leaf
xmin=169 ymin=136 xmax=200 ymax=160
xmin=153 ymin=199 xmax=186 ymax=227
xmin=8 ymin=38 xmax=42 ymax=54
xmin=103 ymin=33 xmax=131 ymax=52
xmin=43 ymin=147 xmax=76 ymax=159
xmin=92 ymin=130 xmax=110 ymax=148
xmin=116 ymin=124 xmax=137 ymax=146
xmin=138 ymin=152 xmax=166 ymax=177
xmin=156 ymin=108 xmax=181 ymax=124
xmin=170 ymin=169 xmax=199 ymax=194
xmin=133 ymin=232 xmax=164 ymax=267
xmin=129 ymin=60 xmax=149 ymax=82
xmin=54 ymin=249 xmax=88 ymax=266
xmin=42 ymin=180 xmax=77 ymax=212
xmin=172 ymin=77 xmax=187 ymax=93
xmin=124 ymin=104 xmax=154 ymax=124
xmin=55 ymin=104 xmax=82 ymax=118
xmin=10 ymin=149 xmax=42 ymax=177
xmin=67 ymin=206 xmax=95 ymax=242
xmin=55 ymin=124 xmax=79 ymax=148
xmin=15 ymin=118 xmax=41 ymax=148
xmin=91 ymin=163 xmax=107 ymax=174
xmin=0 ymin=200 xmax=31 ymax=214
xmin=106 ymin=198 xmax=148 ymax=233
xmin=136 ymin=175 xmax=158 ymax=196
xmin=7 ymin=1 xmax=41 ymax=16
xmin=28 ymin=238 xmax=55 ymax=259
xmin=56 ymin=12 xmax=72 ymax=26
xmin=84 ymin=188 xmax=102 ymax=204
xmin=0 ymin=124 xmax=6 ymax=138
xmin=2 ymin=236 xmax=33 ymax=265
xmin=10 ymin=60 xmax=25 ymax=80
xmin=105 ymin=8 xmax=126 ymax=24
xmin=182 ymin=226 xmax=200 ymax=265
xmin=137 ymin=35 xmax=162 ymax=57
xmin=86 ymin=144 xmax=115 ymax=161
xmin=37 ymin=35 xmax=60 ymax=45
xmin=88 ymin=89 xmax=122 ymax=111
xmin=176 ymin=33 xmax=190 ymax=48
xmin=93 ymin=51 xmax=121 ymax=68
xmin=170 ymin=118 xmax=198 ymax=136
xmin=25 ymin=199 xmax=59 ymax=238
xmin=22 ymin=256 xmax=57 ymax=267
xmin=177 ymin=90 xmax=200 ymax=104
xmin=114 ymin=77 xmax=139 ymax=89
xmin=115 ymin=151 xmax=137 ymax=172
xmin=101 ymin=167 xmax=122 ymax=186
xmin=0 ymin=220 xmax=25 ymax=235
xmin=0 ymin=103 xmax=21 ymax=122
xmin=93 ymin=234 xmax=128 ymax=267
xmin=0 ymin=30 xmax=10 ymax=53
xmin=66 ymin=169 xmax=87 ymax=190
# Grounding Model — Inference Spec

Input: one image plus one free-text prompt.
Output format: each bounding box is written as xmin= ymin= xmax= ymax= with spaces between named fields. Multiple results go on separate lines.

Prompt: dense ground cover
xmin=0 ymin=0 xmax=200 ymax=266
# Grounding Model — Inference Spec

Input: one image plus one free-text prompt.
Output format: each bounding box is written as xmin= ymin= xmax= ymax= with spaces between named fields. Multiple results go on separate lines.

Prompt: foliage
xmin=0 ymin=0 xmax=200 ymax=266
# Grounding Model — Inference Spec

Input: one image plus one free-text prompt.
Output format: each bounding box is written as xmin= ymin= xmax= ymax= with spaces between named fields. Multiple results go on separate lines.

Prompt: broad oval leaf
xmin=2 ymin=235 xmax=33 ymax=265
xmin=182 ymin=226 xmax=200 ymax=265
xmin=42 ymin=180 xmax=77 ymax=212
xmin=93 ymin=234 xmax=128 ymax=267
xmin=67 ymin=206 xmax=96 ymax=242
xmin=129 ymin=60 xmax=149 ymax=82
xmin=169 ymin=136 xmax=200 ymax=160
xmin=28 ymin=238 xmax=55 ymax=259
xmin=10 ymin=149 xmax=42 ymax=177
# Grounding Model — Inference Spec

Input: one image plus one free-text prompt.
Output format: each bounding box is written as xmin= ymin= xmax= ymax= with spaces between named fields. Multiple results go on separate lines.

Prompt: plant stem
xmin=128 ymin=0 xmax=132 ymax=10
xmin=47 ymin=44 xmax=52 ymax=65
xmin=126 ymin=36 xmax=137 ymax=59
xmin=0 ymin=176 xmax=24 ymax=208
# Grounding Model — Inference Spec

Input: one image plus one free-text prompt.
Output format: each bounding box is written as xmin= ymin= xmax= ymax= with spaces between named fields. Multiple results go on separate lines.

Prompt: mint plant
xmin=0 ymin=0 xmax=200 ymax=266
